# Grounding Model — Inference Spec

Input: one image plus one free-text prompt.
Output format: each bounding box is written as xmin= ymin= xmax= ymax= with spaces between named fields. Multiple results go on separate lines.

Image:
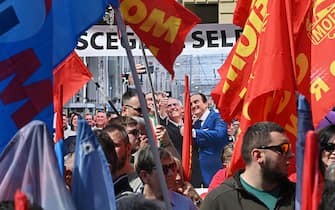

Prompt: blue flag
xmin=296 ymin=94 xmax=314 ymax=210
xmin=54 ymin=139 xmax=64 ymax=175
xmin=71 ymin=118 xmax=116 ymax=210
xmin=0 ymin=121 xmax=75 ymax=210
xmin=110 ymin=0 xmax=120 ymax=8
xmin=0 ymin=0 xmax=109 ymax=153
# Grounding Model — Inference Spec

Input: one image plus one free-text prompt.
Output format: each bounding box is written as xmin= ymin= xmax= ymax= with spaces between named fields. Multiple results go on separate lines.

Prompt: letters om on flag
xmin=120 ymin=0 xmax=200 ymax=78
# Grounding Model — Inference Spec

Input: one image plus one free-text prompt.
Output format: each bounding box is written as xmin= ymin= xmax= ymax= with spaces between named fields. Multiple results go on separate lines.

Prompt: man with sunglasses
xmin=201 ymin=122 xmax=295 ymax=210
xmin=121 ymin=89 xmax=142 ymax=117
xmin=135 ymin=146 xmax=197 ymax=210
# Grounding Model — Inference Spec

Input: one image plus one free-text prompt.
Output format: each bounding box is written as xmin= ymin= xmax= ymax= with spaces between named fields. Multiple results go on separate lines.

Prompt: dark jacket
xmin=161 ymin=118 xmax=183 ymax=157
xmin=114 ymin=174 xmax=133 ymax=197
xmin=200 ymin=170 xmax=295 ymax=210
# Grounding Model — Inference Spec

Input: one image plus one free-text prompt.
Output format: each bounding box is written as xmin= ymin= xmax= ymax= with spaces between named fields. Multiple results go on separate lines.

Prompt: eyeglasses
xmin=125 ymin=104 xmax=142 ymax=113
xmin=258 ymin=142 xmax=291 ymax=156
xmin=162 ymin=162 xmax=177 ymax=175
xmin=323 ymin=143 xmax=335 ymax=152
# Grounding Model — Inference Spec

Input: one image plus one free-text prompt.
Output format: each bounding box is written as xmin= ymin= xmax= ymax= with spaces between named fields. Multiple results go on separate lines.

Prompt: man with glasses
xmin=162 ymin=97 xmax=184 ymax=158
xmin=135 ymin=146 xmax=197 ymax=210
xmin=201 ymin=121 xmax=295 ymax=210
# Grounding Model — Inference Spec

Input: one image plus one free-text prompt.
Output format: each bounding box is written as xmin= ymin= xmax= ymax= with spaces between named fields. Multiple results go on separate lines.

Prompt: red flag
xmin=120 ymin=0 xmax=200 ymax=78
xmin=233 ymin=0 xmax=253 ymax=28
xmin=301 ymin=131 xmax=321 ymax=210
xmin=14 ymin=190 xmax=28 ymax=210
xmin=182 ymin=75 xmax=192 ymax=182
xmin=53 ymin=52 xmax=92 ymax=109
xmin=295 ymin=1 xmax=335 ymax=128
xmin=213 ymin=0 xmax=300 ymax=174
xmin=55 ymin=85 xmax=64 ymax=142
xmin=53 ymin=52 xmax=92 ymax=175
xmin=210 ymin=44 xmax=247 ymax=124
xmin=54 ymin=84 xmax=64 ymax=175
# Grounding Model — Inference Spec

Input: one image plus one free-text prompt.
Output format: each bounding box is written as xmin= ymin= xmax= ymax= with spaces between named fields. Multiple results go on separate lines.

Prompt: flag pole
xmin=140 ymin=41 xmax=161 ymax=126
xmin=113 ymin=7 xmax=172 ymax=210
xmin=141 ymin=42 xmax=181 ymax=159
xmin=90 ymin=77 xmax=121 ymax=116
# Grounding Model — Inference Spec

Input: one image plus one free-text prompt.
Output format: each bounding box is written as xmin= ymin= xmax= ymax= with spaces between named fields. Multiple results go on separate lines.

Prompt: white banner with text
xmin=75 ymin=24 xmax=241 ymax=57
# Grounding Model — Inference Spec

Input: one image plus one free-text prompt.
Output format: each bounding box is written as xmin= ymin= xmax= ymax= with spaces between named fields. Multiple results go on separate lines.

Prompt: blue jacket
xmin=193 ymin=110 xmax=229 ymax=186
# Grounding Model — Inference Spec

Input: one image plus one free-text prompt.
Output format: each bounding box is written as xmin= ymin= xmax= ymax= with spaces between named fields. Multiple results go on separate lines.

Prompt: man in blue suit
xmin=190 ymin=93 xmax=229 ymax=187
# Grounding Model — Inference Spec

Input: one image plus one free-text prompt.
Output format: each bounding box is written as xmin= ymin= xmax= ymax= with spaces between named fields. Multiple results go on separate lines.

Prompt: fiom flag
xmin=212 ymin=0 xmax=308 ymax=174
xmin=0 ymin=0 xmax=109 ymax=153
xmin=119 ymin=0 xmax=201 ymax=78
xmin=233 ymin=0 xmax=252 ymax=28
xmin=295 ymin=1 xmax=335 ymax=128
xmin=213 ymin=0 xmax=335 ymax=176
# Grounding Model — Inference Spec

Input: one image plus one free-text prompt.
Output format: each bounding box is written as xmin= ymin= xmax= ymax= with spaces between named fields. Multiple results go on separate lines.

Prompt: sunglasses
xmin=125 ymin=104 xmax=142 ymax=113
xmin=258 ymin=142 xmax=291 ymax=156
xmin=323 ymin=143 xmax=335 ymax=152
xmin=162 ymin=162 xmax=177 ymax=175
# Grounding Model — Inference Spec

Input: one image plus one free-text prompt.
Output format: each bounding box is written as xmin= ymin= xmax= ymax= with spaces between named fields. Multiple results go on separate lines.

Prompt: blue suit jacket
xmin=193 ymin=110 xmax=228 ymax=186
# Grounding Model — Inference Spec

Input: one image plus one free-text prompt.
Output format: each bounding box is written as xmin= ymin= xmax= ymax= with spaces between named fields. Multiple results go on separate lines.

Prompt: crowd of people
xmin=58 ymin=89 xmax=335 ymax=210
xmin=59 ymin=89 xmax=237 ymax=209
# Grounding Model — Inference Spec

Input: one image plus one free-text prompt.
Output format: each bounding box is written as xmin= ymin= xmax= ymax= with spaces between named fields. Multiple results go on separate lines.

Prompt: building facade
xmin=182 ymin=0 xmax=237 ymax=24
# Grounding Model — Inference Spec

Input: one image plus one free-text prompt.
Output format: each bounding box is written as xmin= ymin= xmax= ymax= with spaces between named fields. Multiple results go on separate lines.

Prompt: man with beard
xmin=200 ymin=122 xmax=295 ymax=210
xmin=103 ymin=124 xmax=133 ymax=196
